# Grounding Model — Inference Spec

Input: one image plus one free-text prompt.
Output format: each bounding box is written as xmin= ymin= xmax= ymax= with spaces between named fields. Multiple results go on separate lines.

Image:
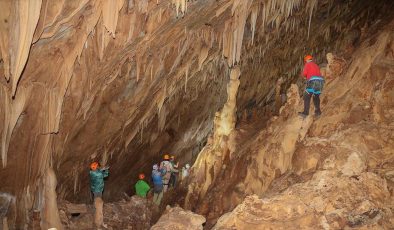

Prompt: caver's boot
xmin=298 ymin=112 xmax=308 ymax=118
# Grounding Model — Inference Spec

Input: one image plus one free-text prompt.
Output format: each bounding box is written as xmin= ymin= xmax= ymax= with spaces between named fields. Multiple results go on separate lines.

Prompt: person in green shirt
xmin=135 ymin=173 xmax=150 ymax=198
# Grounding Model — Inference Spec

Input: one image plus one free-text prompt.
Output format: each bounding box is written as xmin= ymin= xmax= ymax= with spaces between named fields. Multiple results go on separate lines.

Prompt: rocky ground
xmin=57 ymin=196 xmax=156 ymax=230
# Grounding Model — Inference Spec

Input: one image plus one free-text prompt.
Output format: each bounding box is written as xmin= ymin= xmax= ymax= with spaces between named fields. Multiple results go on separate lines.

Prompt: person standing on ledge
xmin=135 ymin=173 xmax=150 ymax=198
xmin=299 ymin=54 xmax=325 ymax=118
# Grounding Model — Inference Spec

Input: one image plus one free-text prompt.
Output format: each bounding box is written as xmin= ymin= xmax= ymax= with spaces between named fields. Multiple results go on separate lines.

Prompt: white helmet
xmin=185 ymin=164 xmax=190 ymax=169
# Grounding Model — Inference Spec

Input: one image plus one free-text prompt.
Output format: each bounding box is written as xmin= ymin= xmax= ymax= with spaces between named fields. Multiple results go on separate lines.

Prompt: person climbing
xmin=160 ymin=154 xmax=178 ymax=192
xmin=135 ymin=173 xmax=150 ymax=198
xmin=299 ymin=55 xmax=325 ymax=118
xmin=152 ymin=164 xmax=164 ymax=206
xmin=89 ymin=162 xmax=109 ymax=198
xmin=169 ymin=156 xmax=179 ymax=188
xmin=89 ymin=161 xmax=109 ymax=229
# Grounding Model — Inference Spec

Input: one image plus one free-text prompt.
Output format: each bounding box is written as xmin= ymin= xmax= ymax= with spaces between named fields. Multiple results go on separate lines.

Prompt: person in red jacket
xmin=299 ymin=55 xmax=325 ymax=118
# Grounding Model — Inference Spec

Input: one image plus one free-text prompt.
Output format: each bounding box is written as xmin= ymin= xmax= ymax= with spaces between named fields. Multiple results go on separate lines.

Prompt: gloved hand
xmin=101 ymin=166 xmax=110 ymax=170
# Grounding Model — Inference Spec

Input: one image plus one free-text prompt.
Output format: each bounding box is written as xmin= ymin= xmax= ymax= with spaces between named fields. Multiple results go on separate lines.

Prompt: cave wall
xmin=0 ymin=0 xmax=393 ymax=228
xmin=184 ymin=0 xmax=394 ymax=226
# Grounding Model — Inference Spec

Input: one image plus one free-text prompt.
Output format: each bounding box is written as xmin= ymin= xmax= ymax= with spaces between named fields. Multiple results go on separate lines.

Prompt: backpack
xmin=160 ymin=166 xmax=167 ymax=175
xmin=160 ymin=161 xmax=171 ymax=176
xmin=152 ymin=170 xmax=163 ymax=185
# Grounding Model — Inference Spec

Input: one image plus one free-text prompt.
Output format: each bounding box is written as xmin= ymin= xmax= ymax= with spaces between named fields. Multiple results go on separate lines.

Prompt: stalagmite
xmin=40 ymin=168 xmax=63 ymax=230
xmin=94 ymin=197 xmax=105 ymax=228
xmin=187 ymin=67 xmax=241 ymax=201
xmin=216 ymin=67 xmax=241 ymax=138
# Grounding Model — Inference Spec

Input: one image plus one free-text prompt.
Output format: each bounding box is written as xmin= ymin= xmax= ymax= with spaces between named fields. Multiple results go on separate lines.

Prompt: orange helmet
xmin=163 ymin=154 xmax=170 ymax=160
xmin=90 ymin=162 xmax=99 ymax=170
xmin=304 ymin=55 xmax=313 ymax=62
xmin=138 ymin=173 xmax=145 ymax=180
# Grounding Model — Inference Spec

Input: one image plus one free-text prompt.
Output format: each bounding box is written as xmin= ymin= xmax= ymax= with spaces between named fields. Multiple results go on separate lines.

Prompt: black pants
xmin=303 ymin=92 xmax=321 ymax=115
xmin=169 ymin=173 xmax=177 ymax=188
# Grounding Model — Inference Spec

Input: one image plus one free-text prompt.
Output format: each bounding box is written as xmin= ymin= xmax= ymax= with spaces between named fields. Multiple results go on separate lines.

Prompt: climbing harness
xmin=305 ymin=76 xmax=325 ymax=95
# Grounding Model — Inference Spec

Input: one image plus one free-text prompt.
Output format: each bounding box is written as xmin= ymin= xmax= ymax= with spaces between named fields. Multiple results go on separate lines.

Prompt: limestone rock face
xmin=184 ymin=9 xmax=394 ymax=227
xmin=214 ymin=171 xmax=392 ymax=229
xmin=0 ymin=0 xmax=393 ymax=228
xmin=208 ymin=19 xmax=394 ymax=229
xmin=151 ymin=206 xmax=206 ymax=230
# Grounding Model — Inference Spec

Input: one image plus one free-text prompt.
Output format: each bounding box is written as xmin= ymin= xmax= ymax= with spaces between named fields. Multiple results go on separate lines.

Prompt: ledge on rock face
xmin=213 ymin=170 xmax=393 ymax=229
xmin=151 ymin=206 xmax=206 ymax=230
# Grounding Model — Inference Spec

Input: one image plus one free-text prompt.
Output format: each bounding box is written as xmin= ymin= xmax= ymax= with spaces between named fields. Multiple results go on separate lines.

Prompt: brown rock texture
xmin=0 ymin=0 xmax=393 ymax=228
xmin=151 ymin=206 xmax=206 ymax=230
xmin=58 ymin=195 xmax=155 ymax=229
xmin=208 ymin=19 xmax=394 ymax=229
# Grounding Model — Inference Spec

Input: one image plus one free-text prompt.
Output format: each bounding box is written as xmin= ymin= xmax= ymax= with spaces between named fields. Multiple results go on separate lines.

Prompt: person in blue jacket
xmin=151 ymin=164 xmax=164 ymax=206
xmin=89 ymin=161 xmax=109 ymax=198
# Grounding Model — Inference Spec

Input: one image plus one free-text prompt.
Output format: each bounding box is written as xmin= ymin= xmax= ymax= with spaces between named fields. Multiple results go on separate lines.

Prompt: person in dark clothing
xmin=299 ymin=55 xmax=325 ymax=118
xmin=169 ymin=156 xmax=179 ymax=188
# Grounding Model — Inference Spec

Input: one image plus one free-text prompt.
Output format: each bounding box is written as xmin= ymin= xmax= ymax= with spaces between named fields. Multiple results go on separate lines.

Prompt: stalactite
xmin=173 ymin=0 xmax=187 ymax=17
xmin=250 ymin=6 xmax=258 ymax=45
xmin=102 ymin=0 xmax=124 ymax=38
xmin=136 ymin=55 xmax=141 ymax=82
xmin=73 ymin=169 xmax=78 ymax=195
xmin=9 ymin=0 xmax=42 ymax=96
xmin=198 ymin=46 xmax=209 ymax=71
xmin=158 ymin=104 xmax=166 ymax=132
xmin=0 ymin=1 xmax=11 ymax=81
xmin=0 ymin=86 xmax=29 ymax=168
xmin=101 ymin=146 xmax=108 ymax=167
xmin=307 ymin=0 xmax=317 ymax=40
xmin=140 ymin=121 xmax=144 ymax=143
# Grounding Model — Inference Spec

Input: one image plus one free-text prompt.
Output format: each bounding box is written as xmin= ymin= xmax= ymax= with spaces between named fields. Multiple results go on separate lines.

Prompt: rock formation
xmin=40 ymin=168 xmax=62 ymax=230
xmin=151 ymin=206 xmax=206 ymax=230
xmin=203 ymin=19 xmax=394 ymax=229
xmin=0 ymin=0 xmax=393 ymax=228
